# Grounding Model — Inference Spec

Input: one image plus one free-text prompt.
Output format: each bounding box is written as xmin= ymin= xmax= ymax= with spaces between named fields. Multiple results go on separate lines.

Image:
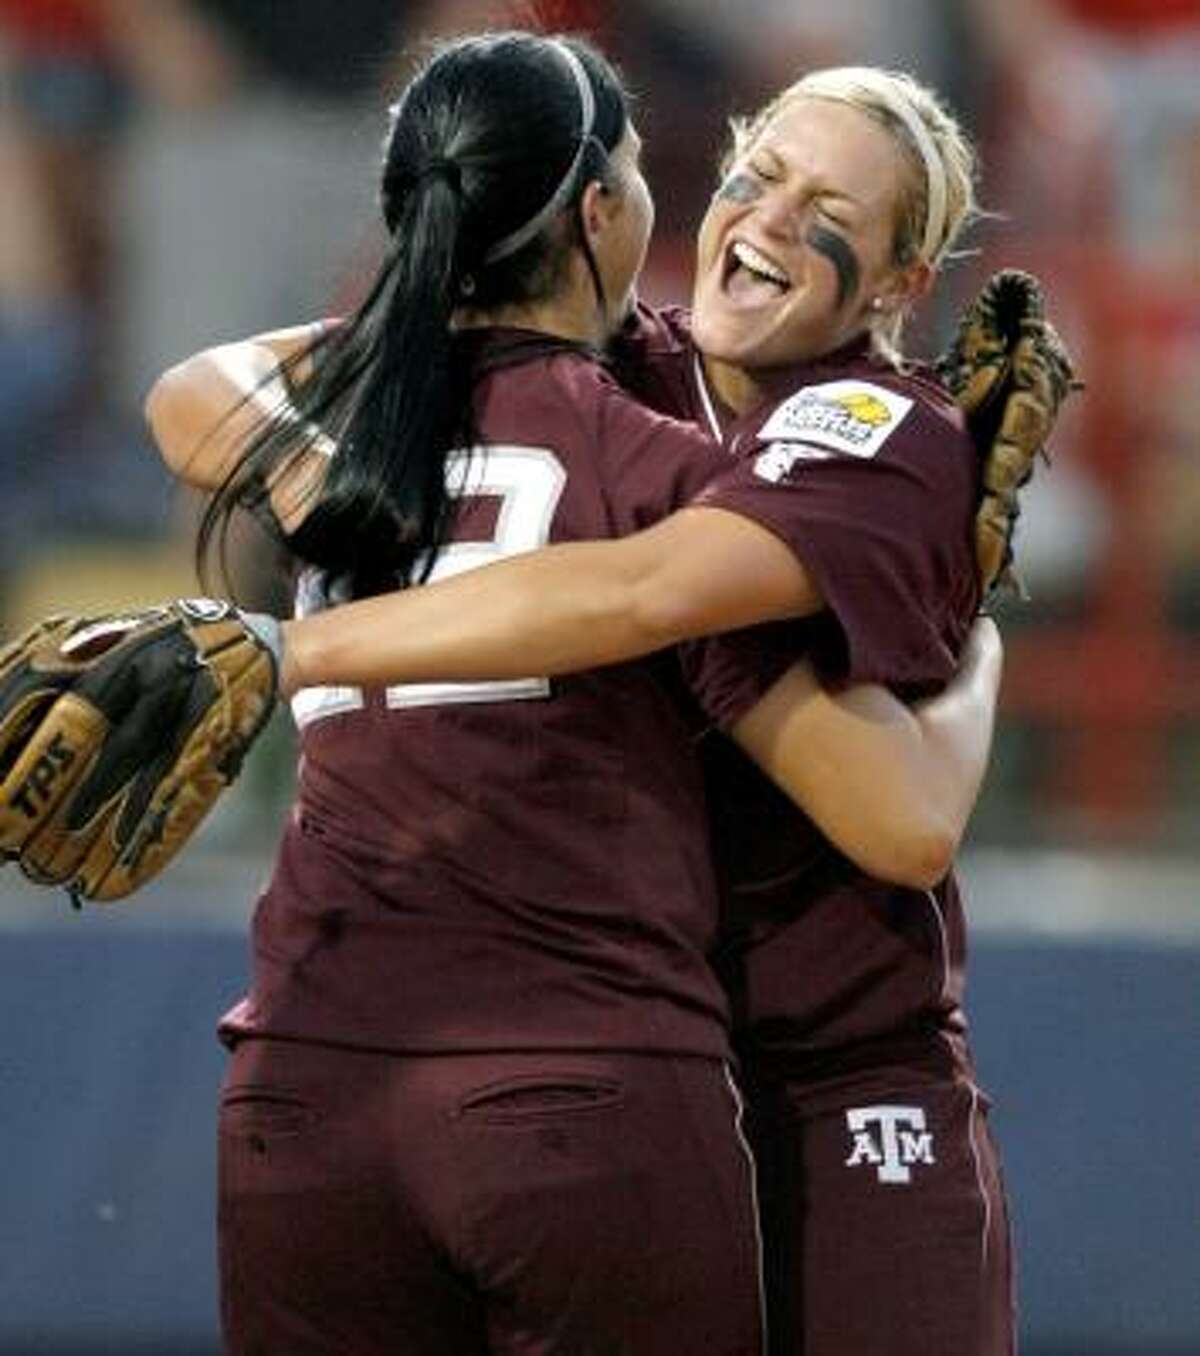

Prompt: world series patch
xmin=756 ymin=380 xmax=914 ymax=461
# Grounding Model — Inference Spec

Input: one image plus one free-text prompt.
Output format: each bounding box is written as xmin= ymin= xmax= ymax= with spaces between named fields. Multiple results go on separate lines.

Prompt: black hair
xmin=197 ymin=31 xmax=629 ymax=600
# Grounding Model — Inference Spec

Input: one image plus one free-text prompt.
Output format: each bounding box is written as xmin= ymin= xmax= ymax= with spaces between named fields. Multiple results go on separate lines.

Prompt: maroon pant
xmin=743 ymin=1071 xmax=1016 ymax=1355
xmin=218 ymin=1040 xmax=765 ymax=1355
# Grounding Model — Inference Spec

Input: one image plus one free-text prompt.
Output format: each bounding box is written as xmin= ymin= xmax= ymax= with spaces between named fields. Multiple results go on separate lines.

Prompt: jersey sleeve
xmin=589 ymin=369 xmax=726 ymax=533
xmin=680 ymin=613 xmax=847 ymax=731
xmin=696 ymin=377 xmax=981 ymax=694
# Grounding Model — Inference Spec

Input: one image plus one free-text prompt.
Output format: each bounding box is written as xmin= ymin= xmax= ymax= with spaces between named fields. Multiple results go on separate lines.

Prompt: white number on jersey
xmin=291 ymin=445 xmax=567 ymax=728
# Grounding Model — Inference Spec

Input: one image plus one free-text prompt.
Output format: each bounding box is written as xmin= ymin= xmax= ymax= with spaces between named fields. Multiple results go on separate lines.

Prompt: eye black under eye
xmin=805 ymin=224 xmax=861 ymax=307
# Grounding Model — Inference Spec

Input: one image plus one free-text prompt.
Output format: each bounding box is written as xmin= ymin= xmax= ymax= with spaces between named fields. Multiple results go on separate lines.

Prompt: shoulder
xmin=475 ymin=342 xmax=614 ymax=441
xmin=873 ymin=358 xmax=968 ymax=436
xmin=553 ymin=352 xmax=723 ymax=521
xmin=732 ymin=353 xmax=973 ymax=486
xmin=479 ymin=345 xmax=718 ymax=497
xmin=535 ymin=347 xmax=649 ymax=431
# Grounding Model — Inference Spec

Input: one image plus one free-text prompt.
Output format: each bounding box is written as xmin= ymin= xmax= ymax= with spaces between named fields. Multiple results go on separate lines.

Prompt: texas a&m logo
xmin=844 ymin=1105 xmax=935 ymax=1184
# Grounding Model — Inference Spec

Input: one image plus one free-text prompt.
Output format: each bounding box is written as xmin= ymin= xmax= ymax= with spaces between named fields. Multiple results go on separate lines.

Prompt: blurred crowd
xmin=2 ymin=0 xmax=1198 ymax=843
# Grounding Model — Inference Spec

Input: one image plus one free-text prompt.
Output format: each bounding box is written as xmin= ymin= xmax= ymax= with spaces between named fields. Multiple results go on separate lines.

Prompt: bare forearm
xmin=279 ymin=507 xmax=821 ymax=697
xmin=731 ymin=670 xmax=955 ymax=885
xmin=730 ymin=619 xmax=1003 ymax=887
xmin=908 ymin=616 xmax=1003 ymax=833
xmin=280 ymin=538 xmax=685 ymax=697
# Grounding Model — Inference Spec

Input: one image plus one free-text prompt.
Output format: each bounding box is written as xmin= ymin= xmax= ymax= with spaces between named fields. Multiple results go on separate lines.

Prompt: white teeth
xmin=731 ymin=240 xmax=789 ymax=287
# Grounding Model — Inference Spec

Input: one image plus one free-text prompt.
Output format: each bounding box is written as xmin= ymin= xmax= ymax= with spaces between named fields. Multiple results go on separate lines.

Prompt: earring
xmin=870 ymin=297 xmax=884 ymax=312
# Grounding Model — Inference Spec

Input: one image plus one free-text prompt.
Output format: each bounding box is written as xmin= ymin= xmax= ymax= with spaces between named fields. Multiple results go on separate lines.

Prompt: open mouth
xmin=722 ymin=240 xmax=792 ymax=300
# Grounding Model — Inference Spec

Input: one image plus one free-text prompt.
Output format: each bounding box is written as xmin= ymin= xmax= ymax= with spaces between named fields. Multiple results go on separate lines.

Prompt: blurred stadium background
xmin=1 ymin=1 xmax=1197 ymax=1352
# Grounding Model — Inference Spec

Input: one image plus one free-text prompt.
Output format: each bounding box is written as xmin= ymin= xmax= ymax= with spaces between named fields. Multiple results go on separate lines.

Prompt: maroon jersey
xmin=614 ymin=301 xmax=980 ymax=689
xmin=701 ymin=351 xmax=981 ymax=694
xmin=610 ymin=301 xmax=716 ymax=432
xmin=220 ymin=331 xmax=734 ymax=1058
xmin=615 ymin=303 xmax=984 ymax=1074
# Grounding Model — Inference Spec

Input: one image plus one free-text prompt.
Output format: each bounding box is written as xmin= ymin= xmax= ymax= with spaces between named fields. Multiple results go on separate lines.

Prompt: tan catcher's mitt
xmin=938 ymin=268 xmax=1081 ymax=596
xmin=0 ymin=600 xmax=279 ymax=904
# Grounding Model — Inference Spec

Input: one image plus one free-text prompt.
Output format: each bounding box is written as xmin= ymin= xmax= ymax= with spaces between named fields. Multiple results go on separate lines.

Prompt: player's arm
xmin=146 ymin=323 xmax=822 ymax=667
xmin=278 ymin=505 xmax=823 ymax=696
xmin=144 ymin=324 xmax=333 ymax=529
xmin=731 ymin=618 xmax=1002 ymax=888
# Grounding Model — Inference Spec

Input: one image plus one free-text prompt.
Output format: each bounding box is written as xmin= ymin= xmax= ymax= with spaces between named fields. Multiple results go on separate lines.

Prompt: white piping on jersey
xmin=923 ymin=887 xmax=995 ymax=1275
xmin=722 ymin=1062 xmax=768 ymax=1353
xmin=693 ymin=352 xmax=725 ymax=444
xmin=922 ymin=888 xmax=952 ymax=1007
xmin=964 ymin=1080 xmax=993 ymax=1271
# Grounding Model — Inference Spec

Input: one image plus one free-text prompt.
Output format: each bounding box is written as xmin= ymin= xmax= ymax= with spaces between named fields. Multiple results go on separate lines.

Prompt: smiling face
xmin=692 ymin=96 xmax=923 ymax=405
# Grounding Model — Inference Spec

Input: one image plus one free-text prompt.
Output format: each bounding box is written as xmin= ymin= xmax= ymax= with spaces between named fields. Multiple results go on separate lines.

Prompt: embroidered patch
xmin=757 ymin=380 xmax=913 ymax=461
xmin=843 ymin=1104 xmax=936 ymax=1185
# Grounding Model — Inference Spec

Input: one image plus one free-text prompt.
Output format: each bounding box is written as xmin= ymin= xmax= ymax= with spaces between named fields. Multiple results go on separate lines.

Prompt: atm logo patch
xmin=756 ymin=380 xmax=913 ymax=461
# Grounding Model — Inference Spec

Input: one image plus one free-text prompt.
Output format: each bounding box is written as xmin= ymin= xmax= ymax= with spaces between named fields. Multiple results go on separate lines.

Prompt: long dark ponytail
xmin=197 ymin=31 xmax=629 ymax=600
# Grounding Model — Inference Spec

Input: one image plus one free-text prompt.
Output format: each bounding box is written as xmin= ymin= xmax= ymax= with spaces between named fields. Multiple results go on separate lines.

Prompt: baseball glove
xmin=0 ymin=599 xmax=280 ymax=905
xmin=937 ymin=268 xmax=1081 ymax=596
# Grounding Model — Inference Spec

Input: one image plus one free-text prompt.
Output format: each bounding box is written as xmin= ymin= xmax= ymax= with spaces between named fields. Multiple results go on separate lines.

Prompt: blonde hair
xmin=724 ymin=66 xmax=979 ymax=361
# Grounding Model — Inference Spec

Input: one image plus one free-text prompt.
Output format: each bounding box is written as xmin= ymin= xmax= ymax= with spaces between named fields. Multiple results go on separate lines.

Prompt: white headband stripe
xmin=484 ymin=41 xmax=597 ymax=264
xmin=874 ymin=85 xmax=947 ymax=263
